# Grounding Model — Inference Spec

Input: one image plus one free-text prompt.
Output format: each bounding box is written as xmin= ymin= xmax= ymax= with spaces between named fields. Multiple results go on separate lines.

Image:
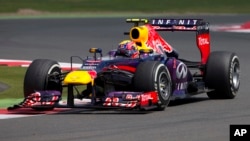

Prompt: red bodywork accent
xmin=196 ymin=33 xmax=210 ymax=64
xmin=145 ymin=24 xmax=173 ymax=54
xmin=17 ymin=92 xmax=60 ymax=108
xmin=139 ymin=91 xmax=158 ymax=107
xmin=103 ymin=65 xmax=136 ymax=73
xmin=116 ymin=65 xmax=136 ymax=73
xmin=103 ymin=91 xmax=158 ymax=109
xmin=87 ymin=70 xmax=97 ymax=79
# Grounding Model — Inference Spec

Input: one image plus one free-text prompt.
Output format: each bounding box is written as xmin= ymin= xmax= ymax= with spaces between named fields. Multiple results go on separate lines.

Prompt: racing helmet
xmin=116 ymin=40 xmax=138 ymax=58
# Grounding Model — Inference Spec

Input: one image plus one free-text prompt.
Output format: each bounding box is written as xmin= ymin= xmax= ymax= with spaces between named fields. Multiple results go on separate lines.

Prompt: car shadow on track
xmin=54 ymin=97 xmax=210 ymax=115
xmin=168 ymin=97 xmax=210 ymax=107
xmin=56 ymin=109 xmax=152 ymax=115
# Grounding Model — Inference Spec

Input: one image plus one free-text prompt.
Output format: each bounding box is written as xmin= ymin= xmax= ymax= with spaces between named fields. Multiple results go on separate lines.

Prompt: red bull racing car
xmin=8 ymin=18 xmax=240 ymax=111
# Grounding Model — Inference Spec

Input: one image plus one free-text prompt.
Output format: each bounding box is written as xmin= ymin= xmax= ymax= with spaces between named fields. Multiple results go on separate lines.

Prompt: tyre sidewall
xmin=134 ymin=61 xmax=172 ymax=110
xmin=23 ymin=59 xmax=61 ymax=98
xmin=154 ymin=64 xmax=172 ymax=106
xmin=205 ymin=51 xmax=240 ymax=99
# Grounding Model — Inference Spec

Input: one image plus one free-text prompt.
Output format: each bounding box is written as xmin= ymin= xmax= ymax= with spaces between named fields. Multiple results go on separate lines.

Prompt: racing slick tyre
xmin=205 ymin=51 xmax=240 ymax=99
xmin=134 ymin=61 xmax=172 ymax=110
xmin=23 ymin=59 xmax=62 ymax=110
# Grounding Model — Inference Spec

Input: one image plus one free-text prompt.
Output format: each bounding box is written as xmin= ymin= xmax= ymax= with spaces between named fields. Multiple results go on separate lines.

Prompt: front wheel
xmin=205 ymin=51 xmax=240 ymax=99
xmin=134 ymin=61 xmax=172 ymax=110
xmin=23 ymin=59 xmax=62 ymax=110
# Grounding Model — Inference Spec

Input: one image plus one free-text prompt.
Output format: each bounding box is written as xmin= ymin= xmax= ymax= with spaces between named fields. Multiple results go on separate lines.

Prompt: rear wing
xmin=126 ymin=18 xmax=210 ymax=64
xmin=126 ymin=18 xmax=209 ymax=32
xmin=150 ymin=19 xmax=209 ymax=32
xmin=150 ymin=19 xmax=210 ymax=64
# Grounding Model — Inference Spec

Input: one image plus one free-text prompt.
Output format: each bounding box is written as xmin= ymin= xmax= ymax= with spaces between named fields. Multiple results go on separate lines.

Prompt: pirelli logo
xmin=230 ymin=125 xmax=250 ymax=141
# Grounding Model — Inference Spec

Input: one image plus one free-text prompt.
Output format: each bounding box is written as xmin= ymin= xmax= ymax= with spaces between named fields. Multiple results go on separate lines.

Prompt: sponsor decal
xmin=124 ymin=94 xmax=140 ymax=101
xmin=140 ymin=94 xmax=153 ymax=102
xmin=176 ymin=62 xmax=187 ymax=79
xmin=82 ymin=60 xmax=100 ymax=70
xmin=151 ymin=19 xmax=198 ymax=26
xmin=81 ymin=66 xmax=96 ymax=70
xmin=176 ymin=82 xmax=188 ymax=90
xmin=196 ymin=33 xmax=210 ymax=64
xmin=198 ymin=37 xmax=209 ymax=46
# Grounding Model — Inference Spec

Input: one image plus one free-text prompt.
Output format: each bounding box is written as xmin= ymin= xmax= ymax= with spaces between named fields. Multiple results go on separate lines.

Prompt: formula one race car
xmin=8 ymin=18 xmax=240 ymax=111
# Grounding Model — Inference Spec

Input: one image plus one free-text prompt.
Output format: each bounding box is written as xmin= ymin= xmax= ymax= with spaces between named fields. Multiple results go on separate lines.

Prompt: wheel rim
xmin=46 ymin=65 xmax=61 ymax=91
xmin=232 ymin=61 xmax=240 ymax=90
xmin=159 ymin=72 xmax=171 ymax=100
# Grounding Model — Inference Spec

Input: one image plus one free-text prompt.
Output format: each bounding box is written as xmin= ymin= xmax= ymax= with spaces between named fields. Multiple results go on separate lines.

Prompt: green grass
xmin=0 ymin=66 xmax=26 ymax=108
xmin=0 ymin=66 xmax=86 ymax=108
xmin=0 ymin=0 xmax=250 ymax=14
xmin=0 ymin=98 xmax=23 ymax=108
xmin=0 ymin=66 xmax=26 ymax=99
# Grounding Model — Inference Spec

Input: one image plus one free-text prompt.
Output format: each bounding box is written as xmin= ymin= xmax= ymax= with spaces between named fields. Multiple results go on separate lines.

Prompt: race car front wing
xmin=8 ymin=90 xmax=160 ymax=111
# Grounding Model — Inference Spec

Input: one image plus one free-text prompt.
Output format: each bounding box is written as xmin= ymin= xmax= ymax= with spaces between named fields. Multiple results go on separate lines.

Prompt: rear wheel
xmin=134 ymin=61 xmax=172 ymax=110
xmin=23 ymin=59 xmax=62 ymax=110
xmin=205 ymin=51 xmax=240 ymax=99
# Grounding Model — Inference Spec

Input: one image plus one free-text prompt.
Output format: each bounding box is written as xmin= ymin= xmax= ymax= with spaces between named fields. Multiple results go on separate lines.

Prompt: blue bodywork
xmin=77 ymin=49 xmax=203 ymax=101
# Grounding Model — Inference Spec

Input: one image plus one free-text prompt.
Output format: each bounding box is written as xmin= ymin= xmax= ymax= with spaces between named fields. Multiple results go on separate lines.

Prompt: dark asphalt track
xmin=0 ymin=15 xmax=250 ymax=141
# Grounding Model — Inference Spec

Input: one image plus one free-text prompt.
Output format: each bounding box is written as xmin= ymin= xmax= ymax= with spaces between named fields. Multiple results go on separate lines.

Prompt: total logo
xmin=198 ymin=37 xmax=209 ymax=46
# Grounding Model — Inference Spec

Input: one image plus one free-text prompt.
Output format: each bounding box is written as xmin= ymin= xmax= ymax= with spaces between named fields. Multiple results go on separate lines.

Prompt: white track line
xmin=0 ymin=59 xmax=82 ymax=70
xmin=0 ymin=59 xmax=82 ymax=119
xmin=0 ymin=114 xmax=37 ymax=120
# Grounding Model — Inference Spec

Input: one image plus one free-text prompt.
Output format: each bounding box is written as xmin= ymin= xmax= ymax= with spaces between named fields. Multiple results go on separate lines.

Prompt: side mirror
xmin=89 ymin=48 xmax=102 ymax=60
xmin=89 ymin=48 xmax=102 ymax=53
